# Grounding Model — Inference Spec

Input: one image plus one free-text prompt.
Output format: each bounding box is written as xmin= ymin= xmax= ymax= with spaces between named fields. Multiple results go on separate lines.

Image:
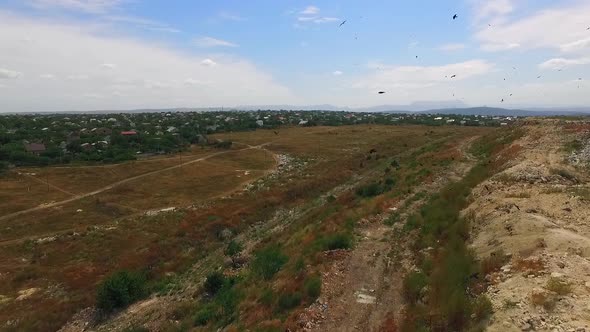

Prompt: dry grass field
xmin=0 ymin=125 xmax=492 ymax=332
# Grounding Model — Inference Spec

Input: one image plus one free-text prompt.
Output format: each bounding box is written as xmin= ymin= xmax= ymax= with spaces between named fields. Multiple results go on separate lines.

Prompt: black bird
xmin=273 ymin=131 xmax=279 ymax=136
xmin=450 ymin=74 xmax=457 ymax=78
xmin=339 ymin=20 xmax=347 ymax=27
xmin=510 ymin=93 xmax=513 ymax=96
xmin=501 ymin=98 xmax=504 ymax=102
xmin=453 ymin=14 xmax=458 ymax=20
xmin=378 ymin=91 xmax=386 ymax=94
xmin=537 ymin=75 xmax=542 ymax=79
xmin=416 ymin=55 xmax=418 ymax=59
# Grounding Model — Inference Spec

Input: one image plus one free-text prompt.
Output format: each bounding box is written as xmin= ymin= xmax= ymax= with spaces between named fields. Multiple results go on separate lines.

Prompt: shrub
xmin=323 ymin=233 xmax=353 ymax=250
xmin=550 ymin=168 xmax=578 ymax=183
xmin=480 ymin=250 xmax=508 ymax=275
xmin=251 ymin=245 xmax=288 ymax=280
xmin=546 ymin=277 xmax=572 ymax=296
xmin=277 ymin=292 xmax=302 ymax=312
xmin=96 ymin=270 xmax=147 ymax=312
xmin=473 ymin=295 xmax=493 ymax=321
xmin=384 ymin=213 xmax=401 ymax=226
xmin=224 ymin=240 xmax=243 ymax=257
xmin=193 ymin=304 xmax=218 ymax=326
xmin=260 ymin=288 xmax=274 ymax=306
xmin=304 ymin=275 xmax=322 ymax=300
xmin=356 ymin=182 xmax=383 ymax=197
xmin=204 ymin=272 xmax=225 ymax=295
xmin=402 ymin=271 xmax=427 ymax=304
xmin=530 ymin=291 xmax=556 ymax=311
xmin=122 ymin=326 xmax=149 ymax=332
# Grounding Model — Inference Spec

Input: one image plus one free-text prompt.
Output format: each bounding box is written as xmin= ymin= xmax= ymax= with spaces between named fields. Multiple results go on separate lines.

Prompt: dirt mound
xmin=466 ymin=121 xmax=590 ymax=331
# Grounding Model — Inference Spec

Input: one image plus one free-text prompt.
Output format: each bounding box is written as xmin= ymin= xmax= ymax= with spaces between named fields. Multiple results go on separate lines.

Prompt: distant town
xmin=0 ymin=110 xmax=516 ymax=169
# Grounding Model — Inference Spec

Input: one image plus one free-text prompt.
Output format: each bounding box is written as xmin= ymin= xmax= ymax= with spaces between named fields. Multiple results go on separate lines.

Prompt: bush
xmin=96 ymin=270 xmax=147 ymax=312
xmin=278 ymin=292 xmax=302 ymax=312
xmin=402 ymin=271 xmax=427 ymax=304
xmin=304 ymin=275 xmax=322 ymax=300
xmin=193 ymin=304 xmax=217 ymax=326
xmin=251 ymin=245 xmax=288 ymax=280
xmin=473 ymin=295 xmax=493 ymax=321
xmin=204 ymin=272 xmax=225 ymax=295
xmin=546 ymin=277 xmax=572 ymax=296
xmin=0 ymin=161 xmax=8 ymax=175
xmin=355 ymin=182 xmax=384 ymax=197
xmin=322 ymin=233 xmax=353 ymax=250
xmin=224 ymin=240 xmax=243 ymax=257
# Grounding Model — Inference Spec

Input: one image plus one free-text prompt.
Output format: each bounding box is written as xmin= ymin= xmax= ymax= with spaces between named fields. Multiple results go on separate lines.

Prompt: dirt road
xmin=0 ymin=143 xmax=273 ymax=222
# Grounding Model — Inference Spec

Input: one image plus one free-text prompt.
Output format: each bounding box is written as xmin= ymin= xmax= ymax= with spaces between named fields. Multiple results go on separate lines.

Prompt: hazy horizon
xmin=0 ymin=0 xmax=589 ymax=112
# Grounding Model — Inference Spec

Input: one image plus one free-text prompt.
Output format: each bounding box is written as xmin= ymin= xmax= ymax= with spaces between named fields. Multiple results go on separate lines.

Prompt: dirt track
xmin=0 ymin=143 xmax=273 ymax=222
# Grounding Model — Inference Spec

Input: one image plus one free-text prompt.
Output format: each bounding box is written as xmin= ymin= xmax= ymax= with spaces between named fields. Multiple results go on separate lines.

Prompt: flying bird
xmin=416 ymin=55 xmax=418 ymax=59
xmin=510 ymin=93 xmax=513 ymax=96
xmin=450 ymin=74 xmax=457 ymax=78
xmin=501 ymin=98 xmax=504 ymax=102
xmin=537 ymin=75 xmax=542 ymax=79
xmin=453 ymin=14 xmax=458 ymax=20
xmin=339 ymin=20 xmax=347 ymax=27
xmin=378 ymin=91 xmax=386 ymax=94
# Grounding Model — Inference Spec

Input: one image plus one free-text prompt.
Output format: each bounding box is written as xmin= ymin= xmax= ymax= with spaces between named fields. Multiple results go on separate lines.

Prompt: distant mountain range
xmin=6 ymin=104 xmax=590 ymax=117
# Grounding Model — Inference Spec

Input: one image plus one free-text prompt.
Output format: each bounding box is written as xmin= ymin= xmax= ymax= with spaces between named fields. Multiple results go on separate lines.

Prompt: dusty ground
xmin=465 ymin=120 xmax=590 ymax=332
xmin=300 ymin=135 xmax=481 ymax=332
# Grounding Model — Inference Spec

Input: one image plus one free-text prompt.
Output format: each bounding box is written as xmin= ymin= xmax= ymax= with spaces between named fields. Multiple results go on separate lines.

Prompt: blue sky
xmin=0 ymin=0 xmax=589 ymax=112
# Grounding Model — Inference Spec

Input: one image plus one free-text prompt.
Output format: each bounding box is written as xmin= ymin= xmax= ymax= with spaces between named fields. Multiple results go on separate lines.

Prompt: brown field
xmin=0 ymin=125 xmax=492 ymax=332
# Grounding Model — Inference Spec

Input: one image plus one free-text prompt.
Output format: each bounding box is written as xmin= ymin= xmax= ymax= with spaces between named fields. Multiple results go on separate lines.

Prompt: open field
xmin=0 ymin=124 xmax=494 ymax=331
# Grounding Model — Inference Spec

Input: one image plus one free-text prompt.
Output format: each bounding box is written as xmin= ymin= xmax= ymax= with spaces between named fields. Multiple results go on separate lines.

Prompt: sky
xmin=0 ymin=0 xmax=589 ymax=112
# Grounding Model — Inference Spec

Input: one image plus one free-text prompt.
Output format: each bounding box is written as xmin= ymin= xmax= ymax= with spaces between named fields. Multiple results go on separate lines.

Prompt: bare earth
xmin=466 ymin=120 xmax=590 ymax=332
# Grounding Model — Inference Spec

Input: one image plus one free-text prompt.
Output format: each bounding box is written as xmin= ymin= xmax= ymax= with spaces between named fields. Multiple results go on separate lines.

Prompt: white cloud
xmin=0 ymin=11 xmax=293 ymax=112
xmin=200 ymin=58 xmax=217 ymax=67
xmin=471 ymin=0 xmax=515 ymax=24
xmin=28 ymin=0 xmax=123 ymax=13
xmin=312 ymin=17 xmax=339 ymax=23
xmin=438 ymin=43 xmax=466 ymax=52
xmin=480 ymin=43 xmax=520 ymax=51
xmin=332 ymin=70 xmax=343 ymax=76
xmin=194 ymin=36 xmax=238 ymax=48
xmin=354 ymin=60 xmax=494 ymax=91
xmin=218 ymin=11 xmax=244 ymax=21
xmin=184 ymin=78 xmax=207 ymax=85
xmin=300 ymin=6 xmax=320 ymax=15
xmin=560 ymin=38 xmax=590 ymax=53
xmin=103 ymin=15 xmax=180 ymax=33
xmin=0 ymin=68 xmax=22 ymax=79
xmin=296 ymin=5 xmax=340 ymax=24
xmin=66 ymin=74 xmax=89 ymax=80
xmin=475 ymin=2 xmax=590 ymax=53
xmin=39 ymin=74 xmax=56 ymax=79
xmin=539 ymin=57 xmax=590 ymax=70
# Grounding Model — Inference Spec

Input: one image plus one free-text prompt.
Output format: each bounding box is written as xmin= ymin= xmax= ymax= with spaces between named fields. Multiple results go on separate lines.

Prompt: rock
xmin=557 ymin=262 xmax=566 ymax=269
xmin=551 ymin=272 xmax=564 ymax=278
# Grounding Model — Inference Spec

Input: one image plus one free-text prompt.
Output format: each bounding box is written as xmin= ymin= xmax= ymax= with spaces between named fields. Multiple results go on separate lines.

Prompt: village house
xmin=24 ymin=143 xmax=46 ymax=155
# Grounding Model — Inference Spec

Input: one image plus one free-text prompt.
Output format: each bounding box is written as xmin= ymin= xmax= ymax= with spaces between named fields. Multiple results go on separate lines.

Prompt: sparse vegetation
xmin=96 ymin=270 xmax=147 ymax=312
xmin=546 ymin=277 xmax=572 ymax=296
xmin=304 ymin=275 xmax=322 ymax=300
xmin=550 ymin=167 xmax=579 ymax=183
xmin=204 ymin=272 xmax=225 ymax=295
xmin=224 ymin=240 xmax=243 ymax=257
xmin=251 ymin=245 xmax=289 ymax=280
